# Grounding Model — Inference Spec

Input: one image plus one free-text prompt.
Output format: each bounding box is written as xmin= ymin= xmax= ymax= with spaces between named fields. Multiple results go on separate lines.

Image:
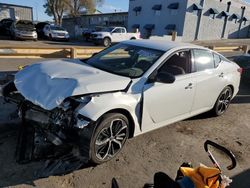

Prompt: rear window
xmin=193 ymin=49 xmax=214 ymax=71
xmin=213 ymin=53 xmax=221 ymax=67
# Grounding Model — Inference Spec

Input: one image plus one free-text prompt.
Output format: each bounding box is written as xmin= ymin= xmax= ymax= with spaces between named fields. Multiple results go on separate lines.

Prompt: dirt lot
xmin=0 ymin=56 xmax=250 ymax=188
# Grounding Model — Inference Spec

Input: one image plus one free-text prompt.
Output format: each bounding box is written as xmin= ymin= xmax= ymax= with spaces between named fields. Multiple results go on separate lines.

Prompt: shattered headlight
xmin=73 ymin=96 xmax=92 ymax=104
xmin=61 ymin=95 xmax=92 ymax=110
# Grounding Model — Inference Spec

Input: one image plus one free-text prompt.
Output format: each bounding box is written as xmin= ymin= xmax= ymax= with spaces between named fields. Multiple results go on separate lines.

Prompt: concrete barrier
xmin=0 ymin=44 xmax=248 ymax=59
xmin=0 ymin=47 xmax=103 ymax=59
xmin=208 ymin=45 xmax=249 ymax=54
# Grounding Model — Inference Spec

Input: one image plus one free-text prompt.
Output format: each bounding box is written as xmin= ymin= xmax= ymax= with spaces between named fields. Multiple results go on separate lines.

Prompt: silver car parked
xmin=10 ymin=20 xmax=37 ymax=41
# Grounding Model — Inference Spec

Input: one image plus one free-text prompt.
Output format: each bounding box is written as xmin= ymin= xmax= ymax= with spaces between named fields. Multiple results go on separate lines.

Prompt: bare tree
xmin=65 ymin=0 xmax=104 ymax=17
xmin=44 ymin=0 xmax=104 ymax=25
xmin=44 ymin=0 xmax=67 ymax=26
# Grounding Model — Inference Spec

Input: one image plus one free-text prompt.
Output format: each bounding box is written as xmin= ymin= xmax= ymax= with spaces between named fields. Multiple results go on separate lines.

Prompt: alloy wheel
xmin=95 ymin=119 xmax=128 ymax=161
xmin=216 ymin=88 xmax=232 ymax=115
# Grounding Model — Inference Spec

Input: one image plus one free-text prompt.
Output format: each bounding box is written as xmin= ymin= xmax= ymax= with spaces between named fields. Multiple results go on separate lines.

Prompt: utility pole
xmin=238 ymin=6 xmax=246 ymax=38
xmin=194 ymin=0 xmax=205 ymax=40
xmin=221 ymin=1 xmax=231 ymax=38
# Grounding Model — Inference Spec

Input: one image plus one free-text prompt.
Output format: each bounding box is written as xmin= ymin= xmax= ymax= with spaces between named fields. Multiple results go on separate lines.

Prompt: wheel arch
xmin=227 ymin=84 xmax=234 ymax=96
xmin=103 ymin=36 xmax=111 ymax=41
xmin=102 ymin=108 xmax=135 ymax=138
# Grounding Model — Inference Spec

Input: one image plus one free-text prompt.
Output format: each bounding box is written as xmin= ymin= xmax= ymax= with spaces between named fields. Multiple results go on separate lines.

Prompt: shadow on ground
xmin=231 ymin=169 xmax=250 ymax=188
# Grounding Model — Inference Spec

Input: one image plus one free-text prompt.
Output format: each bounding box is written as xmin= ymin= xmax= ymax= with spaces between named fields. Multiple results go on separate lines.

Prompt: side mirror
xmin=155 ymin=72 xmax=175 ymax=84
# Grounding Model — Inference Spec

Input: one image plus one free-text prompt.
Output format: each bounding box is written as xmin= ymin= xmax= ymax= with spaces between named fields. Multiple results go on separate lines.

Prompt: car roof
xmin=122 ymin=39 xmax=205 ymax=52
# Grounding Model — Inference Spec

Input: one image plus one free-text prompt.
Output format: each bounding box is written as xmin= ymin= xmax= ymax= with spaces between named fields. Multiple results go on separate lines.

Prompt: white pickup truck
xmin=90 ymin=27 xmax=140 ymax=47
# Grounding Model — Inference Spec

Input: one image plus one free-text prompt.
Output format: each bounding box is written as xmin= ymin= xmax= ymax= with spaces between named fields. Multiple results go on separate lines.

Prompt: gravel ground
xmin=0 ymin=55 xmax=249 ymax=188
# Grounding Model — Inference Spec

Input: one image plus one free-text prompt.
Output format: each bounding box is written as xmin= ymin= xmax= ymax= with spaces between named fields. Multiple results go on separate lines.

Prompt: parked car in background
xmin=2 ymin=40 xmax=241 ymax=164
xmin=36 ymin=22 xmax=49 ymax=39
xmin=0 ymin=18 xmax=14 ymax=36
xmin=90 ymin=27 xmax=140 ymax=47
xmin=82 ymin=26 xmax=104 ymax=42
xmin=43 ymin=25 xmax=70 ymax=41
xmin=10 ymin=20 xmax=37 ymax=41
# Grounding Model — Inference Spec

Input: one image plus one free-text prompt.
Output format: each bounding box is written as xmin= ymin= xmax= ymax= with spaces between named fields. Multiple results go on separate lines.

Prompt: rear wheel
xmin=90 ymin=113 xmax=129 ymax=164
xmin=49 ymin=34 xmax=53 ymax=40
xmin=211 ymin=86 xmax=233 ymax=116
xmin=103 ymin=37 xmax=111 ymax=47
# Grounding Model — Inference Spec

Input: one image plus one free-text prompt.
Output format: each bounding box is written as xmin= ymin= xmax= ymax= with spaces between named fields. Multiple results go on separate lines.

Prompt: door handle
xmin=219 ymin=72 xmax=224 ymax=78
xmin=185 ymin=83 xmax=193 ymax=89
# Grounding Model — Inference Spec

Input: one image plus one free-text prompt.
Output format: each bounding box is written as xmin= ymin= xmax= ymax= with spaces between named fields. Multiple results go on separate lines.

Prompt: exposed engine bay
xmin=2 ymin=81 xmax=96 ymax=177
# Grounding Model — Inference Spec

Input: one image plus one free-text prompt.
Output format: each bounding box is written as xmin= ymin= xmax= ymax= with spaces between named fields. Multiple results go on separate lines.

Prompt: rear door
xmin=190 ymin=49 xmax=227 ymax=113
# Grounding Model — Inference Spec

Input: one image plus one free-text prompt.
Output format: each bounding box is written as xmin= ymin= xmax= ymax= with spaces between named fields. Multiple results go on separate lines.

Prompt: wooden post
xmin=171 ymin=31 xmax=177 ymax=41
xmin=71 ymin=48 xmax=77 ymax=59
xmin=208 ymin=46 xmax=215 ymax=50
xmin=242 ymin=45 xmax=249 ymax=54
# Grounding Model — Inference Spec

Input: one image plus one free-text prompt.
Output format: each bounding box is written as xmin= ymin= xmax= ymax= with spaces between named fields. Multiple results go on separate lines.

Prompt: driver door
xmin=142 ymin=50 xmax=196 ymax=132
xmin=111 ymin=28 xmax=123 ymax=42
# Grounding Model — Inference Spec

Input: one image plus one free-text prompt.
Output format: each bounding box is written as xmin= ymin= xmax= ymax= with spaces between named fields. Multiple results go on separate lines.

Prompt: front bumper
xmin=51 ymin=34 xmax=70 ymax=40
xmin=16 ymin=34 xmax=37 ymax=40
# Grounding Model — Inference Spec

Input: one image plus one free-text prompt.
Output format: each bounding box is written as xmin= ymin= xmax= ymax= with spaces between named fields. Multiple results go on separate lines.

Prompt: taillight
xmin=237 ymin=68 xmax=243 ymax=75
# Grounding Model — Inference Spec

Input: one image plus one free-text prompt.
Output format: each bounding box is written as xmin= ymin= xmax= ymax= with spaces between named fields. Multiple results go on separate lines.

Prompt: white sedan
xmin=2 ymin=40 xmax=241 ymax=164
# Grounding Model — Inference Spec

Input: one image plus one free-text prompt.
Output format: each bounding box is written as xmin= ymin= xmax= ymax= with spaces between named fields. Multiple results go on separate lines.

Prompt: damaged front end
xmin=2 ymin=81 xmax=96 ymax=176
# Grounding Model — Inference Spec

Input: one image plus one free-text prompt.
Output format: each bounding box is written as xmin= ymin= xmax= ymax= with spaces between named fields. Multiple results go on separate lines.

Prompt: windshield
xmin=50 ymin=26 xmax=65 ymax=31
xmin=85 ymin=43 xmax=164 ymax=78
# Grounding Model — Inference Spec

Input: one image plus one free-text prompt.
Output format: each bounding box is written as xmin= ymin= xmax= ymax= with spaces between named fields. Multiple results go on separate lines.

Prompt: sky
xmin=0 ymin=0 xmax=129 ymax=21
xmin=0 ymin=0 xmax=250 ymax=21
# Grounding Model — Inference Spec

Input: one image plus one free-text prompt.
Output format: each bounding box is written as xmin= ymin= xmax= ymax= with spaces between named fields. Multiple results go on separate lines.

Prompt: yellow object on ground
xmin=181 ymin=164 xmax=221 ymax=188
xmin=18 ymin=65 xmax=25 ymax=70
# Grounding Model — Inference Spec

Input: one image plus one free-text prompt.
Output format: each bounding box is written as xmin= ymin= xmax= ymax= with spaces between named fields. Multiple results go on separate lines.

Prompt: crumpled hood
xmin=14 ymin=59 xmax=131 ymax=110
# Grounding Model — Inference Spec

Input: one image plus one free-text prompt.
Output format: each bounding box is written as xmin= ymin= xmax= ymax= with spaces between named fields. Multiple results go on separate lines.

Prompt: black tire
xmin=90 ymin=113 xmax=129 ymax=164
xmin=130 ymin=37 xmax=136 ymax=40
xmin=49 ymin=34 xmax=53 ymax=40
xmin=103 ymin=37 xmax=111 ymax=47
xmin=211 ymin=86 xmax=233 ymax=116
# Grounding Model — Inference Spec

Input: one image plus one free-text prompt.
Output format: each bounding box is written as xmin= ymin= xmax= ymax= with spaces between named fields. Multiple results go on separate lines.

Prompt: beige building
xmin=62 ymin=12 xmax=128 ymax=38
xmin=0 ymin=3 xmax=33 ymax=21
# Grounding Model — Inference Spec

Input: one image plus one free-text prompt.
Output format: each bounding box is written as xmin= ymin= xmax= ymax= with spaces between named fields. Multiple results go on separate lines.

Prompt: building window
xmin=230 ymin=13 xmax=240 ymax=23
xmin=168 ymin=3 xmax=179 ymax=15
xmin=209 ymin=8 xmax=219 ymax=19
xmin=242 ymin=17 xmax=248 ymax=25
xmin=133 ymin=6 xmax=142 ymax=16
xmin=168 ymin=3 xmax=179 ymax=10
xmin=192 ymin=3 xmax=203 ymax=16
xmin=152 ymin=4 xmax=162 ymax=16
xmin=220 ymin=11 xmax=230 ymax=19
xmin=165 ymin=24 xmax=176 ymax=35
xmin=144 ymin=24 xmax=155 ymax=39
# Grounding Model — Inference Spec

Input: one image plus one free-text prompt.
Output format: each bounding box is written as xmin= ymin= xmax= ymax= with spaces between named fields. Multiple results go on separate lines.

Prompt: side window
xmin=159 ymin=51 xmax=191 ymax=76
xmin=112 ymin=28 xmax=122 ymax=33
xmin=193 ymin=49 xmax=214 ymax=71
xmin=213 ymin=53 xmax=221 ymax=68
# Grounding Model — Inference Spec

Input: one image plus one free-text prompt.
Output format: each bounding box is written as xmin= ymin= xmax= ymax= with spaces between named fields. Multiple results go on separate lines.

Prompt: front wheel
xmin=103 ymin=37 xmax=111 ymax=47
xmin=211 ymin=86 xmax=233 ymax=116
xmin=90 ymin=113 xmax=129 ymax=164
